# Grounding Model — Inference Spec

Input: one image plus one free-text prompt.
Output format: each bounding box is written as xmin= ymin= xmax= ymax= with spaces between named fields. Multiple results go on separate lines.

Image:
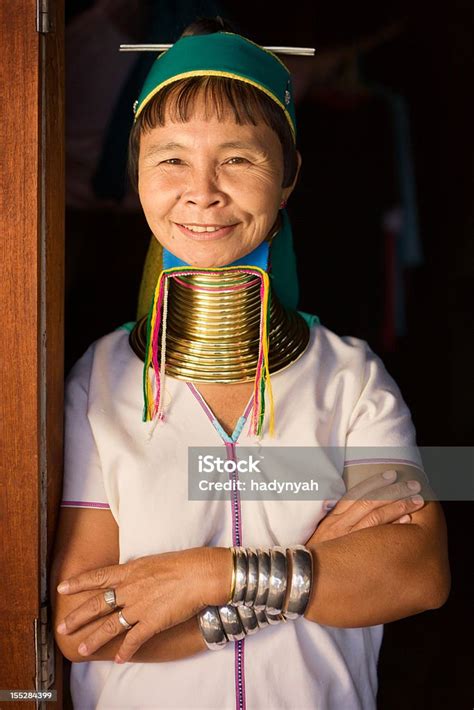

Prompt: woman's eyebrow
xmin=143 ymin=140 xmax=266 ymax=158
xmin=143 ymin=141 xmax=186 ymax=157
xmin=218 ymin=141 xmax=266 ymax=154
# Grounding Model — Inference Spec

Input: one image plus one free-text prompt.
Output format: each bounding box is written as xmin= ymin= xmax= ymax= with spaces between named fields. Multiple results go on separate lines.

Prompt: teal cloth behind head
xmin=269 ymin=210 xmax=319 ymax=326
xmin=134 ymin=32 xmax=296 ymax=140
xmin=270 ymin=209 xmax=298 ymax=309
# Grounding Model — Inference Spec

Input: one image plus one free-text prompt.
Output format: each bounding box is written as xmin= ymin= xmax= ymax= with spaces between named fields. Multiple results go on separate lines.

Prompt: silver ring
xmin=117 ymin=610 xmax=133 ymax=630
xmin=104 ymin=589 xmax=117 ymax=610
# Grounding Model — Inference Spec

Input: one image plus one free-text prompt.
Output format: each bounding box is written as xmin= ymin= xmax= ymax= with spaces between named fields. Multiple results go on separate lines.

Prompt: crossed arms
xmin=50 ymin=462 xmax=450 ymax=664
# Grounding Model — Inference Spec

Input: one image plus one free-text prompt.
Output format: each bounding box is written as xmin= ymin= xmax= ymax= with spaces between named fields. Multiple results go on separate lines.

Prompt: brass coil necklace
xmin=129 ymin=268 xmax=310 ymax=383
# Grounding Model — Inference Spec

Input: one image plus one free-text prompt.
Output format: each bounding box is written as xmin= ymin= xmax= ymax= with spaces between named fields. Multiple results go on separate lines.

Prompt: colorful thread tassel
xmin=142 ymin=267 xmax=275 ymax=438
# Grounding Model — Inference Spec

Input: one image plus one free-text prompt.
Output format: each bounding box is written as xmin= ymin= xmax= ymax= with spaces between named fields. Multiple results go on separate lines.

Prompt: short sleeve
xmin=61 ymin=345 xmax=110 ymax=510
xmin=344 ymin=342 xmax=426 ymax=475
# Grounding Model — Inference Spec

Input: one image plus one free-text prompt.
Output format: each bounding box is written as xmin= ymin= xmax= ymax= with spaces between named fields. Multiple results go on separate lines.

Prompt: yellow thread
xmin=146 ymin=264 xmax=275 ymax=431
xmin=260 ymin=271 xmax=275 ymax=436
xmin=137 ymin=236 xmax=163 ymax=321
xmin=145 ymin=270 xmax=166 ymax=420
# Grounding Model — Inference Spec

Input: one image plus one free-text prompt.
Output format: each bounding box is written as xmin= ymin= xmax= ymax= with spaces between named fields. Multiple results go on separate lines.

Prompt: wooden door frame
xmin=0 ymin=0 xmax=64 ymax=705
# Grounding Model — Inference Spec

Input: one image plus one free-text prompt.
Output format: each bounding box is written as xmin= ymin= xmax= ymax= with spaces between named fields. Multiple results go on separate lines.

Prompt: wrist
xmin=203 ymin=547 xmax=234 ymax=607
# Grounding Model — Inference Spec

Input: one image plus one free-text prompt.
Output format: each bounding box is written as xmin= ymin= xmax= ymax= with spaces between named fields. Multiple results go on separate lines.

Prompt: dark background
xmin=64 ymin=2 xmax=473 ymax=707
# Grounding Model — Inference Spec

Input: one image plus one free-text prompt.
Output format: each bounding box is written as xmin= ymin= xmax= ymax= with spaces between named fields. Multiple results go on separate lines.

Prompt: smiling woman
xmin=128 ymin=63 xmax=300 ymax=268
xmin=136 ymin=100 xmax=298 ymax=267
xmin=51 ymin=15 xmax=449 ymax=710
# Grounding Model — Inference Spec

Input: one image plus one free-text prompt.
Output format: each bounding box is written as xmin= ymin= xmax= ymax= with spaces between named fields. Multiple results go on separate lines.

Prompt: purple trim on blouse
xmin=344 ymin=458 xmax=424 ymax=471
xmin=60 ymin=500 xmax=110 ymax=509
xmin=186 ymin=383 xmax=216 ymax=425
xmin=186 ymin=381 xmax=250 ymax=710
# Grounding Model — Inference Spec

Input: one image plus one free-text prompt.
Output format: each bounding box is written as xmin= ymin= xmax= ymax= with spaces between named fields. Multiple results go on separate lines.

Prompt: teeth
xmin=181 ymin=224 xmax=223 ymax=233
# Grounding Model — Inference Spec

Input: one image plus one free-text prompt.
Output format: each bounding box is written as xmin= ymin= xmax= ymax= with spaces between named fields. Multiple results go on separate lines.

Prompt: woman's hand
xmin=310 ymin=469 xmax=425 ymax=545
xmin=55 ymin=546 xmax=231 ymax=663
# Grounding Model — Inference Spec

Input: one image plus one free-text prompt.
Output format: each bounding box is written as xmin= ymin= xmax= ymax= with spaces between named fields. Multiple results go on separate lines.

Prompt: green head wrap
xmin=133 ymin=32 xmax=296 ymax=140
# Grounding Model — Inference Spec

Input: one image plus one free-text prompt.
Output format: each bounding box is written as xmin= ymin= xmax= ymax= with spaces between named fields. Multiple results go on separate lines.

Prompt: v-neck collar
xmin=186 ymin=382 xmax=254 ymax=444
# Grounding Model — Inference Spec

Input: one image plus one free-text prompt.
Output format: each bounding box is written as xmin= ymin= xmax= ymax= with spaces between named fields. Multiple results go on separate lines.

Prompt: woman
xmin=51 ymin=18 xmax=450 ymax=710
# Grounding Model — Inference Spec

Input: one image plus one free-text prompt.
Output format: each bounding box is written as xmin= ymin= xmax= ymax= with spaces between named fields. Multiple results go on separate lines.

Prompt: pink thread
xmin=249 ymin=276 xmax=266 ymax=435
xmin=168 ymin=268 xmax=260 ymax=279
xmin=157 ymin=277 xmax=170 ymax=419
xmin=151 ymin=276 xmax=166 ymax=417
xmin=173 ymin=275 xmax=260 ymax=292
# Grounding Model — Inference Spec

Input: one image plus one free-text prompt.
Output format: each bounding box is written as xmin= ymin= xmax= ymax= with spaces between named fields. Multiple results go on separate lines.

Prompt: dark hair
xmin=127 ymin=18 xmax=298 ymax=191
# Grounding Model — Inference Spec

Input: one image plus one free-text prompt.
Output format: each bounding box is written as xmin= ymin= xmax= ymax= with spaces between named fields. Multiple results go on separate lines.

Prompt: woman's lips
xmin=175 ymin=223 xmax=238 ymax=240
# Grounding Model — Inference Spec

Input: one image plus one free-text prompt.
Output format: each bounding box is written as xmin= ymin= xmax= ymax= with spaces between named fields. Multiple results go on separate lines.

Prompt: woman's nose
xmin=183 ymin=168 xmax=226 ymax=208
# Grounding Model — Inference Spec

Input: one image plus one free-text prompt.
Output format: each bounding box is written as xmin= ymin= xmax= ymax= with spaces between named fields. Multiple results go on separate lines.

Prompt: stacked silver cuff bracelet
xmin=198 ymin=545 xmax=312 ymax=650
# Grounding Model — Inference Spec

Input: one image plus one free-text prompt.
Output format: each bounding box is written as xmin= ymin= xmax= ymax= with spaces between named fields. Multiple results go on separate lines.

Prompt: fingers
xmin=73 ymin=608 xmax=143 ymax=659
xmin=320 ymin=469 xmax=427 ymax=534
xmin=56 ymin=588 xmax=126 ymax=636
xmin=332 ymin=480 xmax=423 ymax=530
xmin=57 ymin=563 xmax=125 ymax=594
xmin=349 ymin=494 xmax=424 ymax=532
xmin=115 ymin=619 xmax=156 ymax=663
xmin=331 ymin=469 xmax=399 ymax=514
xmin=74 ymin=611 xmax=161 ymax=663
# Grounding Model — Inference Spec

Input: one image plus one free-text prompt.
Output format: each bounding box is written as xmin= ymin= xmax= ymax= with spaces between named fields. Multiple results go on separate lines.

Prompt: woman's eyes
xmin=159 ymin=157 xmax=250 ymax=166
xmin=225 ymin=157 xmax=250 ymax=165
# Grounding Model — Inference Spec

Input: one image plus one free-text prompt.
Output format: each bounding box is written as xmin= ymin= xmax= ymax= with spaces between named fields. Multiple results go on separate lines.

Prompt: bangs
xmin=128 ymin=76 xmax=298 ymax=189
xmin=138 ymin=76 xmax=278 ymax=132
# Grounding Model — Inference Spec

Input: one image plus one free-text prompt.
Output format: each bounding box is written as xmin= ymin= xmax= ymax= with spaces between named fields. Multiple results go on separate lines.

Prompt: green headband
xmin=133 ymin=32 xmax=296 ymax=140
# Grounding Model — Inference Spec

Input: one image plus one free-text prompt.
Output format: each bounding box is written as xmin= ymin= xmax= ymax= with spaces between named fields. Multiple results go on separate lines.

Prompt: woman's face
xmin=138 ymin=93 xmax=298 ymax=268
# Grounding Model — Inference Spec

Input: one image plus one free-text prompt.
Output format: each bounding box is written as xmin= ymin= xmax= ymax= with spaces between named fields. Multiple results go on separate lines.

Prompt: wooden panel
xmin=43 ymin=1 xmax=65 ymax=706
xmin=0 ymin=0 xmax=41 ymax=697
xmin=0 ymin=0 xmax=64 ymax=704
xmin=44 ymin=0 xmax=65 ymax=569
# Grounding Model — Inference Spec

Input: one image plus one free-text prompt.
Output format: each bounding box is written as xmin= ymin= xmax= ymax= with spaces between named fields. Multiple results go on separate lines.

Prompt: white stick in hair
xmin=119 ymin=44 xmax=315 ymax=56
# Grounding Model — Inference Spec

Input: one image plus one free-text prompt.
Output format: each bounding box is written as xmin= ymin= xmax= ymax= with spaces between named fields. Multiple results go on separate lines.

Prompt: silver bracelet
xmin=230 ymin=547 xmax=248 ymax=606
xmin=253 ymin=548 xmax=271 ymax=610
xmin=197 ymin=606 xmax=229 ymax=651
xmin=266 ymin=546 xmax=288 ymax=614
xmin=284 ymin=545 xmax=313 ymax=619
xmin=243 ymin=547 xmax=258 ymax=607
xmin=225 ymin=544 xmax=313 ymax=618
xmin=236 ymin=605 xmax=259 ymax=635
xmin=253 ymin=607 xmax=269 ymax=628
xmin=265 ymin=611 xmax=286 ymax=625
xmin=198 ymin=601 xmax=290 ymax=650
xmin=218 ymin=604 xmax=246 ymax=641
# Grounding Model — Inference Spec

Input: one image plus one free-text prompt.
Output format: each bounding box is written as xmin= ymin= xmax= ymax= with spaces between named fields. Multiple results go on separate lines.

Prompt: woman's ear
xmin=282 ymin=150 xmax=302 ymax=202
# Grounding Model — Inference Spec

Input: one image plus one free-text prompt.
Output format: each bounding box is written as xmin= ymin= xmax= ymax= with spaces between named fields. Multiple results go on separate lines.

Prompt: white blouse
xmin=61 ymin=322 xmax=424 ymax=710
